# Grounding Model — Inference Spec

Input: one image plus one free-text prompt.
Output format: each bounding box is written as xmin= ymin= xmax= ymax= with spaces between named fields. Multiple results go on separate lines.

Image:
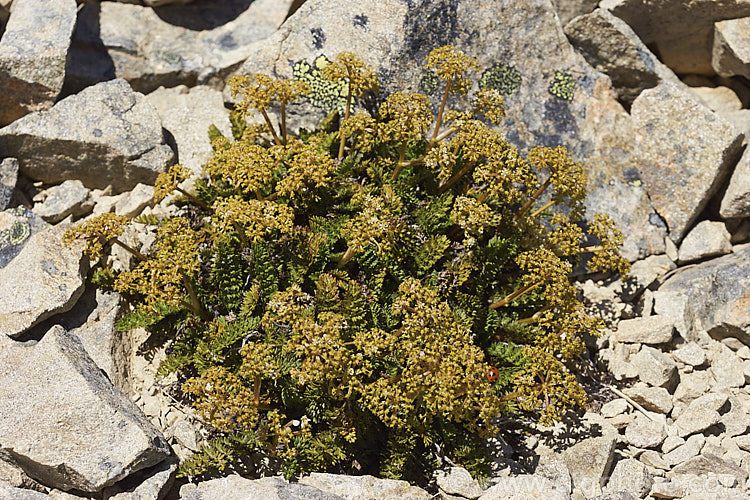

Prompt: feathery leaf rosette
xmin=153 ymin=163 xmax=189 ymax=202
xmin=63 ymin=213 xmax=128 ymax=259
xmin=323 ymin=52 xmax=379 ymax=97
xmin=425 ymin=45 xmax=480 ymax=95
xmin=68 ymin=46 xmax=631 ymax=485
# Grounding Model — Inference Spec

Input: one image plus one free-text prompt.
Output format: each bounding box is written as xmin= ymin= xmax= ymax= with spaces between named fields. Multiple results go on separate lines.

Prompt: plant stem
xmin=529 ymin=200 xmax=555 ymax=219
xmin=259 ymin=108 xmax=282 ymax=146
xmin=338 ymin=71 xmax=353 ymax=159
xmin=176 ymin=187 xmax=209 ymax=210
xmin=514 ymin=178 xmax=551 ymax=221
xmin=392 ymin=142 xmax=408 ymax=178
xmin=112 ymin=238 xmax=148 ymax=261
xmin=578 ymin=245 xmax=603 ymax=254
xmin=280 ymin=102 xmax=287 ymax=146
xmin=489 ymin=281 xmax=542 ymax=309
xmin=437 ymin=161 xmax=476 ymax=194
xmin=182 ymin=275 xmax=212 ymax=321
xmin=435 ymin=127 xmax=457 ymax=143
xmin=337 ymin=246 xmax=356 ymax=269
xmin=398 ymin=158 xmax=425 ymax=168
xmin=253 ymin=375 xmax=262 ymax=404
xmin=428 ymin=77 xmax=453 ymax=150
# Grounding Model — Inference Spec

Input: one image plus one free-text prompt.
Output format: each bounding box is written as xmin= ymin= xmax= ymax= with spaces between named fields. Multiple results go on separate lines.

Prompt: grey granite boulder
xmin=713 ymin=17 xmax=750 ymax=79
xmin=230 ymin=0 xmax=667 ymax=262
xmin=181 ymin=475 xmax=345 ymax=500
xmin=0 ymin=326 xmax=171 ymax=492
xmin=0 ymin=0 xmax=77 ymax=126
xmin=0 ymin=224 xmax=87 ymax=338
xmin=144 ymin=85 xmax=232 ymax=176
xmin=299 ymin=473 xmax=432 ymax=499
xmin=630 ymin=82 xmax=744 ymax=243
xmin=564 ymin=8 xmax=682 ymax=106
xmin=677 ymin=220 xmax=733 ymax=263
xmin=657 ymin=244 xmax=750 ymax=345
xmin=600 ymin=0 xmax=750 ymax=75
xmin=0 ymin=79 xmax=174 ymax=193
xmin=0 ymin=158 xmax=17 ymax=210
xmin=66 ymin=0 xmax=292 ymax=94
xmin=720 ymin=146 xmax=750 ymax=219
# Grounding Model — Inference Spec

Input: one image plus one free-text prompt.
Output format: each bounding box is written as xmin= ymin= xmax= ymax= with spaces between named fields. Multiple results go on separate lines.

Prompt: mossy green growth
xmin=65 ymin=47 xmax=629 ymax=485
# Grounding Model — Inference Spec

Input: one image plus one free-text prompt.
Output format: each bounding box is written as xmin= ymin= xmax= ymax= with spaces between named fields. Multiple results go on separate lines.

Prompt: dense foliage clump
xmin=65 ymin=47 xmax=629 ymax=484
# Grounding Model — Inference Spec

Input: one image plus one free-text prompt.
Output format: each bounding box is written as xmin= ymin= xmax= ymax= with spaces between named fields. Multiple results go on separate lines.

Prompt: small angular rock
xmin=677 ymin=220 xmax=733 ymax=263
xmin=620 ymin=254 xmax=675 ymax=302
xmin=663 ymin=434 xmax=705 ymax=467
xmin=669 ymin=455 xmax=748 ymax=489
xmin=480 ymin=475 xmax=570 ymax=500
xmin=710 ymin=346 xmax=746 ymax=389
xmin=604 ymin=458 xmax=652 ymax=498
xmin=0 ymin=79 xmax=174 ymax=193
xmin=713 ymin=17 xmax=750 ymax=79
xmin=615 ymin=315 xmax=674 ymax=344
xmin=0 ymin=0 xmax=77 ymax=125
xmin=560 ymin=435 xmax=616 ymax=498
xmin=672 ymin=342 xmax=707 ymax=367
xmin=299 ymin=473 xmax=431 ymax=499
xmin=600 ymin=398 xmax=629 ymax=418
xmin=674 ymin=393 xmax=729 ymax=437
xmin=32 ymin=180 xmax=92 ymax=223
xmin=623 ymin=385 xmax=673 ymax=414
xmin=624 ymin=413 xmax=667 ymax=449
xmin=630 ymin=346 xmax=677 ymax=388
xmin=435 ymin=467 xmax=483 ymax=499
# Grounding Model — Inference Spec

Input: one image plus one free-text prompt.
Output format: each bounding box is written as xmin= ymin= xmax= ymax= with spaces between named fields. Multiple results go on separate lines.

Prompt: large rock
xmin=564 ymin=8 xmax=682 ymax=106
xmin=673 ymin=393 xmax=729 ymax=438
xmin=144 ymin=85 xmax=232 ymax=176
xmin=0 ymin=483 xmax=49 ymax=499
xmin=299 ymin=473 xmax=432 ymax=499
xmin=669 ymin=455 xmax=748 ymax=488
xmin=614 ymin=315 xmax=674 ymax=345
xmin=65 ymin=0 xmax=292 ymax=95
xmin=630 ymin=82 xmax=745 ymax=242
xmin=0 ymin=0 xmax=77 ymax=126
xmin=630 ymin=345 xmax=677 ymax=388
xmin=600 ymin=0 xmax=750 ymax=75
xmin=713 ymin=17 xmax=750 ymax=79
xmin=480 ymin=475 xmax=570 ymax=500
xmin=720 ymin=146 xmax=750 ymax=219
xmin=181 ymin=475 xmax=345 ymax=500
xmin=0 ymin=224 xmax=87 ymax=338
xmin=0 ymin=326 xmax=171 ymax=492
xmin=657 ymin=244 xmax=750 ymax=344
xmin=0 ymin=79 xmax=174 ymax=193
xmin=229 ymin=0 xmax=667 ymax=262
xmin=32 ymin=180 xmax=92 ymax=224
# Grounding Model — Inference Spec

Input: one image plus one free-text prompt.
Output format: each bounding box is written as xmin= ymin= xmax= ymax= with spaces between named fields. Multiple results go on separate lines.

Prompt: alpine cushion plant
xmin=64 ymin=46 xmax=629 ymax=484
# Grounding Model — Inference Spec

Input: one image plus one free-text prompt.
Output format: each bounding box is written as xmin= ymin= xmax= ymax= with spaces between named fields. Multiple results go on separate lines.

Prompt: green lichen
xmin=548 ymin=71 xmax=576 ymax=101
xmin=293 ymin=55 xmax=349 ymax=113
xmin=479 ymin=62 xmax=522 ymax=97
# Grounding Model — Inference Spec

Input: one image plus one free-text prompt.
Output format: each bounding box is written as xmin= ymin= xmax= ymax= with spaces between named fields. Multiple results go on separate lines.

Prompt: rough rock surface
xmin=0 ymin=158 xmax=17 ymax=211
xmin=144 ymin=85 xmax=232 ymax=175
xmin=658 ymin=244 xmax=750 ymax=344
xmin=614 ymin=315 xmax=674 ymax=344
xmin=66 ymin=0 xmax=292 ymax=94
xmin=0 ymin=326 xmax=171 ymax=492
xmin=0 ymin=206 xmax=48 ymax=269
xmin=0 ymin=0 xmax=77 ymax=126
xmin=0 ymin=224 xmax=87 ymax=338
xmin=552 ymin=0 xmax=598 ymax=26
xmin=630 ymin=82 xmax=744 ymax=243
xmin=0 ymin=79 xmax=174 ymax=193
xmin=713 ymin=17 xmax=750 ymax=79
xmin=721 ymin=147 xmax=750 ymax=219
xmin=559 ymin=435 xmax=616 ymax=498
xmin=600 ymin=0 xmax=750 ymax=75
xmin=480 ymin=475 xmax=570 ymax=499
xmin=563 ymin=8 xmax=682 ymax=106
xmin=677 ymin=220 xmax=733 ymax=263
xmin=230 ymin=0 xmax=667 ymax=262
xmin=180 ymin=475 xmax=344 ymax=500
xmin=299 ymin=473 xmax=432 ymax=499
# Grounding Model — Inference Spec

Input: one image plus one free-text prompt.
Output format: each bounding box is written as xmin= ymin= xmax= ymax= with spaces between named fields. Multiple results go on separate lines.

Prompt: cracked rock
xmin=0 ymin=79 xmax=174 ymax=193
